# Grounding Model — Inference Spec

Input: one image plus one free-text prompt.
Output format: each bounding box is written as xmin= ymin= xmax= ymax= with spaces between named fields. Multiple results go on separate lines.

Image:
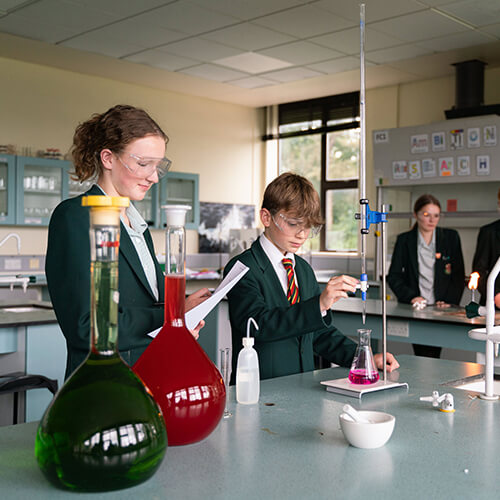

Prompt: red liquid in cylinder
xmin=133 ymin=275 xmax=225 ymax=446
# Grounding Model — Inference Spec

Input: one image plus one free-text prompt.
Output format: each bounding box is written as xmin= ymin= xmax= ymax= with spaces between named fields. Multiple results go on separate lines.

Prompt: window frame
xmin=265 ymin=92 xmax=360 ymax=253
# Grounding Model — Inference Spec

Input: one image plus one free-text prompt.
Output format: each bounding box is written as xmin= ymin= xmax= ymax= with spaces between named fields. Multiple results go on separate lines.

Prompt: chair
xmin=0 ymin=372 xmax=58 ymax=424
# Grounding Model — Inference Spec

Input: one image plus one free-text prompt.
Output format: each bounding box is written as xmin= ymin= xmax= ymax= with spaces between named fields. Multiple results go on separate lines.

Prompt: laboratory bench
xmin=331 ymin=298 xmax=489 ymax=358
xmin=0 ymin=355 xmax=498 ymax=499
xmin=0 ymin=299 xmax=65 ymax=426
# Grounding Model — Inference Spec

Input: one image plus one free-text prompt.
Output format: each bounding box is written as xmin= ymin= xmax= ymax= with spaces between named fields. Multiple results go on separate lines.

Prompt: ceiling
xmin=1 ymin=0 xmax=500 ymax=107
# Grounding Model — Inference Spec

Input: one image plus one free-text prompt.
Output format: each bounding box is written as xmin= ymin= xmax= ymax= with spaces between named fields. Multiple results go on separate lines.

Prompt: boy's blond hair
xmin=262 ymin=172 xmax=324 ymax=227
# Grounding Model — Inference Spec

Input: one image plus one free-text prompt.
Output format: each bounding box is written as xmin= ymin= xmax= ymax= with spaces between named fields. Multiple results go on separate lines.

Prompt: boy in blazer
xmin=225 ymin=173 xmax=399 ymax=381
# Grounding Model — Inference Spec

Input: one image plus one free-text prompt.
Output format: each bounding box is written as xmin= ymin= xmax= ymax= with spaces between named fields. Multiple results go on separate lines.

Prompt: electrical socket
xmin=387 ymin=319 xmax=409 ymax=337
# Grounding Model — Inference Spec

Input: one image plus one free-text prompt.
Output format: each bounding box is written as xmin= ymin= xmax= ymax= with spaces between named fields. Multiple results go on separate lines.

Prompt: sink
xmin=444 ymin=374 xmax=500 ymax=394
xmin=0 ymin=304 xmax=52 ymax=313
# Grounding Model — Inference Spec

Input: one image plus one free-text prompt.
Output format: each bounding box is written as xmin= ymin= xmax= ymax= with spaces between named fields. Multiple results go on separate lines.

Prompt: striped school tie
xmin=282 ymin=258 xmax=300 ymax=304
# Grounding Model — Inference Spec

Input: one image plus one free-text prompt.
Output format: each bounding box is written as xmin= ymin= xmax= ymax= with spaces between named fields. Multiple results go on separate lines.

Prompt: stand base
xmin=479 ymin=393 xmax=499 ymax=401
xmin=321 ymin=377 xmax=409 ymax=399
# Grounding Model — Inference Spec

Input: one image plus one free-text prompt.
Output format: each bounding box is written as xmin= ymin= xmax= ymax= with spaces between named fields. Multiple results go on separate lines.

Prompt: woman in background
xmin=46 ymin=104 xmax=208 ymax=378
xmin=388 ymin=194 xmax=465 ymax=358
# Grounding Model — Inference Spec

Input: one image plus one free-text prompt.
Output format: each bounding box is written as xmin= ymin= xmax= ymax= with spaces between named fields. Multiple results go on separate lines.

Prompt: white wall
xmin=365 ymin=67 xmax=500 ymax=271
xmin=2 ymin=54 xmax=500 ymax=267
xmin=0 ymin=56 xmax=264 ymax=255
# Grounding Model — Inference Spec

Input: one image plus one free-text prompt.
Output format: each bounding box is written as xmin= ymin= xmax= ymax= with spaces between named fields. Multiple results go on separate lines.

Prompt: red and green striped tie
xmin=282 ymin=258 xmax=300 ymax=305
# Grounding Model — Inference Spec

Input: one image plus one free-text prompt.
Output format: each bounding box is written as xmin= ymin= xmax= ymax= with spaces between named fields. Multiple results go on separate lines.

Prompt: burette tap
xmin=355 ymin=201 xmax=388 ymax=324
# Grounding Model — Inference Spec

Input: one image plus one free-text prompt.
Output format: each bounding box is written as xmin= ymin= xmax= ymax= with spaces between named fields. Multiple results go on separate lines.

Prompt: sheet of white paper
xmin=148 ymin=260 xmax=249 ymax=338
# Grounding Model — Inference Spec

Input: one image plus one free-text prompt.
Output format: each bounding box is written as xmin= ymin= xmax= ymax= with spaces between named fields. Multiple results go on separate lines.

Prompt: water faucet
xmin=0 ymin=233 xmax=28 ymax=292
xmin=0 ymin=275 xmax=30 ymax=292
xmin=0 ymin=232 xmax=21 ymax=254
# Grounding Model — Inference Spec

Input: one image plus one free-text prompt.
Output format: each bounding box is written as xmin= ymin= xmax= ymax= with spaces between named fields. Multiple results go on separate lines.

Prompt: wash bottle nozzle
xmin=243 ymin=317 xmax=259 ymax=347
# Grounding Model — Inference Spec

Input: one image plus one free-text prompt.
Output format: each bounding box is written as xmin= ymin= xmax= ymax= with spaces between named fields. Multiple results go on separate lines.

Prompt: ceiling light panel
xmin=254 ymin=4 xmax=354 ymax=38
xmin=258 ymin=41 xmax=343 ymax=65
xmin=203 ymin=22 xmax=296 ymax=51
xmin=214 ymin=52 xmax=291 ymax=73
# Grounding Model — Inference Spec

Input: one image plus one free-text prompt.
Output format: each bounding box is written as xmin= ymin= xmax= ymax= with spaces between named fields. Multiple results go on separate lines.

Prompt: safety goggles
xmin=272 ymin=213 xmax=322 ymax=239
xmin=117 ymin=153 xmax=171 ymax=178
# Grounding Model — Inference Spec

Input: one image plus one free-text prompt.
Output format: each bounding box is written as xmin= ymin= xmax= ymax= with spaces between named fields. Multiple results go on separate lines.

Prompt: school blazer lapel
xmin=119 ymin=226 xmax=159 ymax=301
xmin=250 ymin=239 xmax=290 ymax=307
xmin=84 ymin=184 xmax=160 ymax=300
xmin=408 ymin=226 xmax=419 ymax=275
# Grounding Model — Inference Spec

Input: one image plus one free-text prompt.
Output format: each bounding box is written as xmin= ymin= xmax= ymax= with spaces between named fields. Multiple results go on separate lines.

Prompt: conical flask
xmin=35 ymin=196 xmax=167 ymax=492
xmin=348 ymin=328 xmax=380 ymax=384
xmin=133 ymin=204 xmax=225 ymax=446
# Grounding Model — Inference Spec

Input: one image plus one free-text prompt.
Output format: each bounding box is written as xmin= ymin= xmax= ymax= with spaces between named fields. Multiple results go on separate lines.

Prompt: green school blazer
xmin=472 ymin=219 xmax=500 ymax=305
xmin=225 ymin=239 xmax=356 ymax=381
xmin=45 ymin=185 xmax=164 ymax=378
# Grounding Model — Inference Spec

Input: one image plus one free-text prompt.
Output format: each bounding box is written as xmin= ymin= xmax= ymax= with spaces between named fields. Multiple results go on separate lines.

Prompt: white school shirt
xmin=259 ymin=233 xmax=298 ymax=296
xmin=417 ymin=229 xmax=436 ymax=305
xmin=96 ymin=185 xmax=159 ymax=301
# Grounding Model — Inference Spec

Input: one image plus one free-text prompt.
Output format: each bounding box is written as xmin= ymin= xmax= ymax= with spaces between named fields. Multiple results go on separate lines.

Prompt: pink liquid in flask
xmin=348 ymin=369 xmax=379 ymax=384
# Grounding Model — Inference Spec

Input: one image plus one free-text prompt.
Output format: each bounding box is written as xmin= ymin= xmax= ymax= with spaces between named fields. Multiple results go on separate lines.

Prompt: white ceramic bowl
xmin=339 ymin=411 xmax=395 ymax=449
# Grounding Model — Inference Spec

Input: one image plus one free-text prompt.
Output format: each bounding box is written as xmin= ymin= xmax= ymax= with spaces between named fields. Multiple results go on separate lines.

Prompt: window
xmin=268 ymin=92 xmax=360 ymax=253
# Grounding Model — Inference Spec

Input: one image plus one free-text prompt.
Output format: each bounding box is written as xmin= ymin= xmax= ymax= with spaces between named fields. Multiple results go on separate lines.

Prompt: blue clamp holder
xmin=355 ymin=200 xmax=388 ymax=234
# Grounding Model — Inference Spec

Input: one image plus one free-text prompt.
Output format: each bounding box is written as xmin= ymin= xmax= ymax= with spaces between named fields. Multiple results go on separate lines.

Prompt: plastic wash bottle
xmin=236 ymin=317 xmax=260 ymax=404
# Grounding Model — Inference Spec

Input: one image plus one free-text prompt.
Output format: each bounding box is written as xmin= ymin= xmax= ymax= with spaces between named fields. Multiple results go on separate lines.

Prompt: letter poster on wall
xmin=374 ymin=114 xmax=500 ymax=186
xmin=439 ymin=157 xmax=454 ymax=177
xmin=476 ymin=155 xmax=490 ymax=176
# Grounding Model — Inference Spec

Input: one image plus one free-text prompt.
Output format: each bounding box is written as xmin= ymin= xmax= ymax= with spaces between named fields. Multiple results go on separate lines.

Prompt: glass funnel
xmin=35 ymin=196 xmax=167 ymax=492
xmin=133 ymin=204 xmax=225 ymax=446
xmin=348 ymin=328 xmax=379 ymax=385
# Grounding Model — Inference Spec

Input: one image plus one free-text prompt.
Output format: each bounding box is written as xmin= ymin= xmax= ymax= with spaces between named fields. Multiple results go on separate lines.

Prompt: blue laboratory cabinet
xmin=15 ymin=156 xmax=71 ymax=226
xmin=133 ymin=183 xmax=159 ymax=227
xmin=0 ymin=157 xmax=198 ymax=228
xmin=159 ymin=172 xmax=199 ymax=230
xmin=0 ymin=155 xmax=17 ymax=225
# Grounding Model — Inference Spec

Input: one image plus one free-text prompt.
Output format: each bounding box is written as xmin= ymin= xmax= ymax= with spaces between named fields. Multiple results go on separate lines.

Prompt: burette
xmin=356 ymin=3 xmax=389 ymax=377
xmin=358 ymin=2 xmax=368 ymax=325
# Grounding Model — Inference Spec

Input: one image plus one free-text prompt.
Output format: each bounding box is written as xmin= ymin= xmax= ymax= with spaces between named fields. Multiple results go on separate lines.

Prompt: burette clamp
xmin=355 ymin=202 xmax=387 ymax=234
